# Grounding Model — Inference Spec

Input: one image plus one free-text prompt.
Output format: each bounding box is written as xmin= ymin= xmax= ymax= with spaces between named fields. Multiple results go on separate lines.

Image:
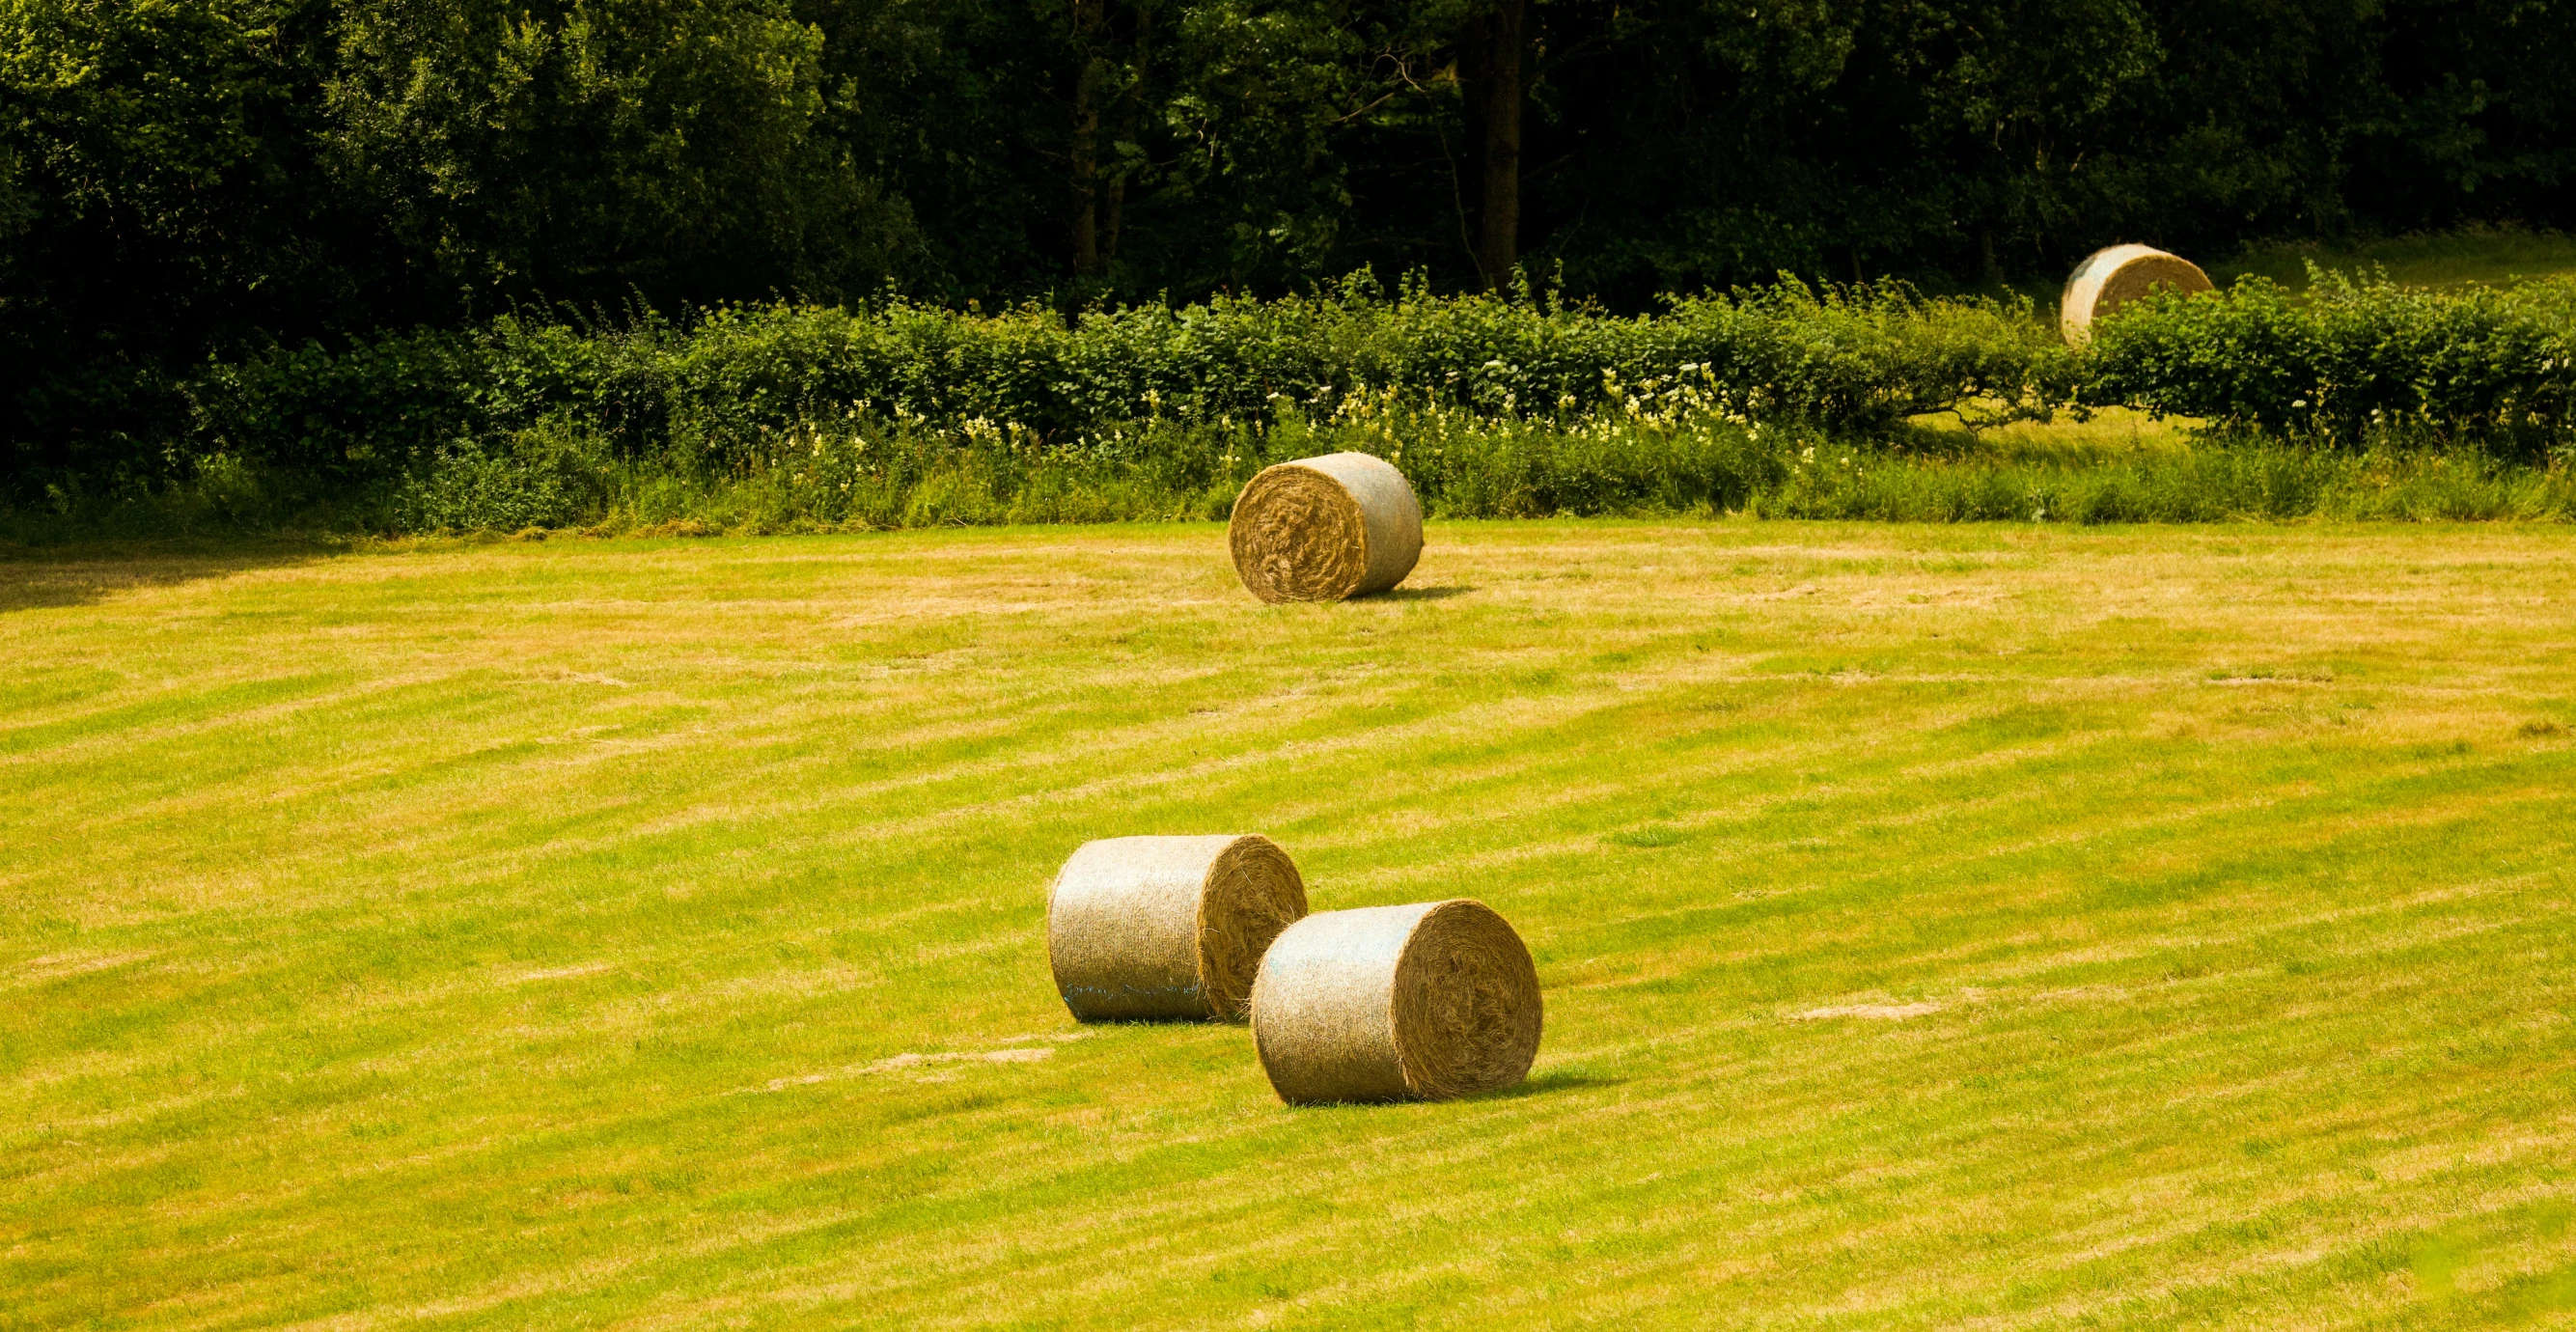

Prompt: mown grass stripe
xmin=4 ymin=522 xmax=2573 ymax=1329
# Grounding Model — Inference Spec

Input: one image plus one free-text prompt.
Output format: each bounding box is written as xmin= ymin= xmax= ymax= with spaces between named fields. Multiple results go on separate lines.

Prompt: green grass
xmin=1902 ymin=404 xmax=2202 ymax=461
xmin=1979 ymin=225 xmax=2576 ymax=310
xmin=2212 ymin=226 xmax=2576 ymax=291
xmin=6 ymin=521 xmax=2576 ymax=1329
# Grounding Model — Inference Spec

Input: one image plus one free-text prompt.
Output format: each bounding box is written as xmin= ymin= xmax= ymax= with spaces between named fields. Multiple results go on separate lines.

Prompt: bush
xmin=2081 ymin=269 xmax=2576 ymax=456
xmin=390 ymin=418 xmax=612 ymax=534
xmin=137 ymin=274 xmax=2060 ymax=505
xmin=13 ymin=267 xmax=2576 ymax=539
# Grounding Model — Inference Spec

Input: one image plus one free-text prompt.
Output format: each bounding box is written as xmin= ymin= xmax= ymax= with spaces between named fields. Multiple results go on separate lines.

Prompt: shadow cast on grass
xmin=1468 ymin=1068 xmax=1627 ymax=1099
xmin=1283 ymin=1068 xmax=1626 ymax=1111
xmin=1071 ymin=1015 xmax=1249 ymax=1028
xmin=1378 ymin=584 xmax=1475 ymax=601
xmin=0 ymin=541 xmax=335 ymax=613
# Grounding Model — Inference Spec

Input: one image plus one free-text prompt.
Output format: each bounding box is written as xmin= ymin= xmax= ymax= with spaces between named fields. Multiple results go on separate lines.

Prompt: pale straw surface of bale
xmin=2060 ymin=243 xmax=2214 ymax=343
xmin=1250 ymin=899 xmax=1542 ymax=1104
xmin=1047 ymin=834 xmax=1308 ymax=1021
xmin=1228 ymin=452 xmax=1424 ymax=603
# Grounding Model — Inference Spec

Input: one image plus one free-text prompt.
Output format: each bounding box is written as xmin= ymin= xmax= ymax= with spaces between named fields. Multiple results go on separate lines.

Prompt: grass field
xmin=2210 ymin=228 xmax=2576 ymax=291
xmin=1981 ymin=225 xmax=2576 ymax=309
xmin=7 ymin=522 xmax=2576 ymax=1329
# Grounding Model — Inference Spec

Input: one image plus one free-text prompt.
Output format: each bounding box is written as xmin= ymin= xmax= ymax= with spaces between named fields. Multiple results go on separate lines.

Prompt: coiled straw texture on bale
xmin=1229 ymin=452 xmax=1424 ymax=603
xmin=2060 ymin=244 xmax=2214 ymax=344
xmin=1048 ymin=835 xmax=1309 ymax=1021
xmin=1250 ymin=899 xmax=1541 ymax=1104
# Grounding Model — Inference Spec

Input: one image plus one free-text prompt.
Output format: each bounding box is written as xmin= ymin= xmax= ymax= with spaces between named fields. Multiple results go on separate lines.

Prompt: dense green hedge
xmin=194 ymin=269 xmax=2576 ymax=471
xmin=175 ymin=275 xmax=2051 ymax=486
xmin=2083 ymin=269 xmax=2576 ymax=449
xmin=11 ymin=269 xmax=2576 ymax=535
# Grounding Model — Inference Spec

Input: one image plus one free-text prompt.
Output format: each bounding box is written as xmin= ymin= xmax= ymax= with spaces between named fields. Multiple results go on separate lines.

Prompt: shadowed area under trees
xmin=2 ymin=0 xmax=2571 ymax=504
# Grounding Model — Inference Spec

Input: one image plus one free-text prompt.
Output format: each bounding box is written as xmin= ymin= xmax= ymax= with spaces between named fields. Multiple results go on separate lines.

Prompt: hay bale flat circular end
xmin=2060 ymin=244 xmax=2213 ymax=343
xmin=1250 ymin=899 xmax=1541 ymax=1104
xmin=1047 ymin=834 xmax=1308 ymax=1022
xmin=1229 ymin=452 xmax=1423 ymax=603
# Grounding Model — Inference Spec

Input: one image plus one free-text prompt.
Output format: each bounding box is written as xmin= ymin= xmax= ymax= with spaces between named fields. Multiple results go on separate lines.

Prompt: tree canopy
xmin=3 ymin=0 xmax=2570 ymax=459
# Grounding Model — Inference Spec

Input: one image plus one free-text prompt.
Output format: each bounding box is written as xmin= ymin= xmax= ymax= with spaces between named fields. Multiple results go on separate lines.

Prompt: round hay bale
xmin=2060 ymin=244 xmax=2214 ymax=343
xmin=1228 ymin=452 xmax=1423 ymax=603
xmin=1047 ymin=834 xmax=1308 ymax=1021
xmin=1250 ymin=899 xmax=1541 ymax=1104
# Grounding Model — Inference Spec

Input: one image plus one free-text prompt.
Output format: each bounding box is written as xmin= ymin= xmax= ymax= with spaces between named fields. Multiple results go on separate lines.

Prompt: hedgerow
xmin=2082 ymin=267 xmax=2576 ymax=454
xmin=172 ymin=272 xmax=2056 ymax=488
xmin=8 ymin=269 xmax=2575 ymax=537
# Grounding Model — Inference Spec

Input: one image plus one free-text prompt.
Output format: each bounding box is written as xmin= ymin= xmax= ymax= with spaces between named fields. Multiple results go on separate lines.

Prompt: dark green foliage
xmin=174 ymin=276 xmax=2057 ymax=485
xmin=389 ymin=420 xmax=615 ymax=534
xmin=0 ymin=0 xmax=336 ymax=481
xmin=2084 ymin=271 xmax=2576 ymax=454
xmin=188 ymin=333 xmax=485 ymax=487
xmin=5 ymin=0 xmax=2572 ymax=494
xmin=17 ymin=402 xmax=2571 ymax=543
xmin=0 ymin=0 xmax=911 ymax=486
xmin=12 ymin=269 xmax=2574 ymax=539
xmin=323 ymin=0 xmax=912 ymax=310
xmin=166 ymin=271 xmax=2576 ymax=492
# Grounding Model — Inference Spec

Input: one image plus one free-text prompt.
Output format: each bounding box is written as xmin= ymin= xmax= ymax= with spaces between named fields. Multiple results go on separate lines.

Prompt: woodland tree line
xmin=2 ymin=0 xmax=2571 ymax=465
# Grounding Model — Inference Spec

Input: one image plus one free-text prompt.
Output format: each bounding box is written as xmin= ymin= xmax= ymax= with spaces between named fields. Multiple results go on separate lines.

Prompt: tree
xmin=323 ymin=0 xmax=914 ymax=313
xmin=1458 ymin=0 xmax=1525 ymax=287
xmin=10 ymin=0 xmax=2576 ymax=490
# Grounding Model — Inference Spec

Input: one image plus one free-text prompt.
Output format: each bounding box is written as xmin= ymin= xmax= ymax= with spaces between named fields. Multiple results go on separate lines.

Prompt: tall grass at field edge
xmin=11 ymin=266 xmax=2572 ymax=541
xmin=11 ymin=407 xmax=2568 ymax=544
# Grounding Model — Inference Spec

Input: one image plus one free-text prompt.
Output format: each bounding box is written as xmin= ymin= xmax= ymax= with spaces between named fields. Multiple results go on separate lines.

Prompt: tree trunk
xmin=1104 ymin=174 xmax=1125 ymax=267
xmin=1459 ymin=0 xmax=1523 ymax=290
xmin=1069 ymin=0 xmax=1107 ymax=275
xmin=1101 ymin=8 xmax=1146 ymax=270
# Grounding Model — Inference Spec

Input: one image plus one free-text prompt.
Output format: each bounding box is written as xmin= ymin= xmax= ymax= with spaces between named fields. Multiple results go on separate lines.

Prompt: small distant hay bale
xmin=1047 ymin=835 xmax=1309 ymax=1021
xmin=1250 ymin=900 xmax=1541 ymax=1104
xmin=1228 ymin=452 xmax=1423 ymax=603
xmin=2060 ymin=244 xmax=2214 ymax=343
